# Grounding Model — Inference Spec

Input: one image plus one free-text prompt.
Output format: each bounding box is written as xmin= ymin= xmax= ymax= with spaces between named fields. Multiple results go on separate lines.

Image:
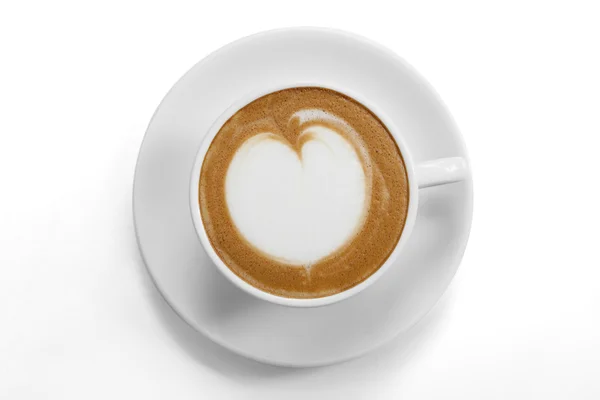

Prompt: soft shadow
xmin=298 ymin=286 xmax=454 ymax=376
xmin=257 ymin=288 xmax=456 ymax=400
xmin=357 ymin=285 xmax=454 ymax=367
xmin=129 ymin=229 xmax=294 ymax=380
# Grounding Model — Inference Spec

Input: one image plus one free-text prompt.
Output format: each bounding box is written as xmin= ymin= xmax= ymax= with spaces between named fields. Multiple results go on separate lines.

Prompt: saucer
xmin=133 ymin=28 xmax=473 ymax=367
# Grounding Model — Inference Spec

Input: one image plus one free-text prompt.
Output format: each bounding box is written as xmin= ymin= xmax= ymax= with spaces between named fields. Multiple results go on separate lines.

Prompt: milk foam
xmin=225 ymin=122 xmax=367 ymax=265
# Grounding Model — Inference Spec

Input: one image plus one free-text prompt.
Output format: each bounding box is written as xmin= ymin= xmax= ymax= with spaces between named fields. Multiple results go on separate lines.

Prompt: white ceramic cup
xmin=190 ymin=83 xmax=467 ymax=308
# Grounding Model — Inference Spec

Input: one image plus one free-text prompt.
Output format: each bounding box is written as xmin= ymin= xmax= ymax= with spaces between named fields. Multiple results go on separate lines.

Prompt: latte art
xmin=199 ymin=87 xmax=409 ymax=298
xmin=225 ymin=111 xmax=370 ymax=265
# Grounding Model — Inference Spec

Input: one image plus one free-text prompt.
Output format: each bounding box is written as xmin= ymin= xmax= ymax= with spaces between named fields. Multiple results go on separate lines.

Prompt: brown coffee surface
xmin=199 ymin=87 xmax=409 ymax=298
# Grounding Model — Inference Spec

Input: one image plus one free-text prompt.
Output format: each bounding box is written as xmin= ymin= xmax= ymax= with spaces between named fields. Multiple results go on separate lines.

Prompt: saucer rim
xmin=133 ymin=26 xmax=473 ymax=367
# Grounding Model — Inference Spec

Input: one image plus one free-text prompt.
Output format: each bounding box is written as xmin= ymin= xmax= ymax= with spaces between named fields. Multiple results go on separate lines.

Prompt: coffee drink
xmin=198 ymin=87 xmax=409 ymax=298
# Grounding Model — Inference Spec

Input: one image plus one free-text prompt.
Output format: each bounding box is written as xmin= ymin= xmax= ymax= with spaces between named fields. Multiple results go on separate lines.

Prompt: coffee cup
xmin=190 ymin=83 xmax=467 ymax=307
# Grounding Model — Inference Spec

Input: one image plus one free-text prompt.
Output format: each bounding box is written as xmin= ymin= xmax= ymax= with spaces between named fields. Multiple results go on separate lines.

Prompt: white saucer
xmin=133 ymin=28 xmax=473 ymax=367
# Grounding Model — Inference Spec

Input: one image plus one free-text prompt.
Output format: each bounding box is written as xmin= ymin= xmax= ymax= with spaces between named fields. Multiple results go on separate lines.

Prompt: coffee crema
xmin=199 ymin=87 xmax=409 ymax=298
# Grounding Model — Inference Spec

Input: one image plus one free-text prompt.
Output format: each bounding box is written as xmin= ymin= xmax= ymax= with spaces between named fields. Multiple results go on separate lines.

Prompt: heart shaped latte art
xmin=225 ymin=110 xmax=371 ymax=266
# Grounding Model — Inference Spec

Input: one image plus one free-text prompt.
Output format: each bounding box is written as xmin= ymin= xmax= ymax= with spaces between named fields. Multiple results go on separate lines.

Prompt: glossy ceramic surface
xmin=133 ymin=28 xmax=473 ymax=366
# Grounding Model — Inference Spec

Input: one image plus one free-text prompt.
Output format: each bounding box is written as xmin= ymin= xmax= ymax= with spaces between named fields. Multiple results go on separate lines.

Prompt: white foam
xmin=225 ymin=123 xmax=367 ymax=266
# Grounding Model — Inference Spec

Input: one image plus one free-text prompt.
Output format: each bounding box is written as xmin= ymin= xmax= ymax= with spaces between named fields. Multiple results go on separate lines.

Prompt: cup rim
xmin=189 ymin=82 xmax=419 ymax=307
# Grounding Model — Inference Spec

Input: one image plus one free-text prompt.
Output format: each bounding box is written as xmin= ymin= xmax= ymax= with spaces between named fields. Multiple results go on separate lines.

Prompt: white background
xmin=1 ymin=1 xmax=599 ymax=398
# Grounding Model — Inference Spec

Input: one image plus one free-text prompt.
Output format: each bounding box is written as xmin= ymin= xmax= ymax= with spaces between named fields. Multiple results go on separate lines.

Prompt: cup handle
xmin=416 ymin=157 xmax=468 ymax=189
